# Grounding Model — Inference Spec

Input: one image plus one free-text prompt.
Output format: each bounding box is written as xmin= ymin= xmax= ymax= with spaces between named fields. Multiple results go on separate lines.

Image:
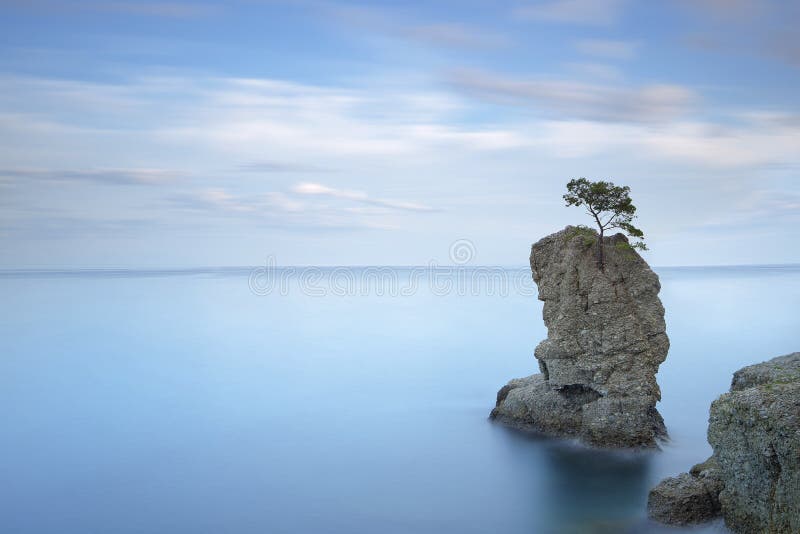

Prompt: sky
xmin=1 ymin=0 xmax=799 ymax=268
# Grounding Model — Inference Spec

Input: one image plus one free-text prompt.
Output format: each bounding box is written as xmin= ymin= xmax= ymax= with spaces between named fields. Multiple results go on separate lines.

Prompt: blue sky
xmin=1 ymin=0 xmax=799 ymax=267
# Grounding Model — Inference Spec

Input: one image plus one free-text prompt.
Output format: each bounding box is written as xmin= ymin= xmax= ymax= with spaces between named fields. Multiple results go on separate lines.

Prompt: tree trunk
xmin=597 ymin=227 xmax=605 ymax=270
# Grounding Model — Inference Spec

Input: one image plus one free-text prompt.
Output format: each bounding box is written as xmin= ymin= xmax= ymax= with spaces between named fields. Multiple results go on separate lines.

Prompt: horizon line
xmin=1 ymin=263 xmax=799 ymax=274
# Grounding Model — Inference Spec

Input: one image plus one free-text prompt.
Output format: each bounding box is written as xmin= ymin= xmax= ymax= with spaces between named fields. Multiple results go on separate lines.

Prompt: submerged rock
xmin=648 ymin=352 xmax=800 ymax=533
xmin=491 ymin=226 xmax=669 ymax=448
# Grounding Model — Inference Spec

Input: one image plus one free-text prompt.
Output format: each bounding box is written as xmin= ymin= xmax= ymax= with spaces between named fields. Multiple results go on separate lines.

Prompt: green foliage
xmin=565 ymin=225 xmax=597 ymax=247
xmin=614 ymin=241 xmax=638 ymax=260
xmin=564 ymin=177 xmax=648 ymax=253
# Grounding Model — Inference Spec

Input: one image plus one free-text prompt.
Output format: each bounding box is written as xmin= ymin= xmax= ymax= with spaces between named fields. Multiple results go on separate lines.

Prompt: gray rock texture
xmin=709 ymin=352 xmax=800 ymax=533
xmin=647 ymin=459 xmax=723 ymax=525
xmin=648 ymin=352 xmax=800 ymax=533
xmin=491 ymin=226 xmax=669 ymax=448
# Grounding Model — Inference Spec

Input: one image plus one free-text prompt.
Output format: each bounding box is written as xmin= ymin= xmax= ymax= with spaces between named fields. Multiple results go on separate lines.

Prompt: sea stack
xmin=648 ymin=352 xmax=800 ymax=532
xmin=491 ymin=226 xmax=669 ymax=448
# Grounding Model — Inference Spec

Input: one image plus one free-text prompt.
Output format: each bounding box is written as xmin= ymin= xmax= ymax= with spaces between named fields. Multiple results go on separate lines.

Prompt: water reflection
xmin=493 ymin=424 xmax=653 ymax=533
xmin=541 ymin=443 xmax=651 ymax=530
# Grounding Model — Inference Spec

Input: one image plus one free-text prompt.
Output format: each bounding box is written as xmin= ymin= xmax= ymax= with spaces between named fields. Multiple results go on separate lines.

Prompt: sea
xmin=2 ymin=265 xmax=798 ymax=533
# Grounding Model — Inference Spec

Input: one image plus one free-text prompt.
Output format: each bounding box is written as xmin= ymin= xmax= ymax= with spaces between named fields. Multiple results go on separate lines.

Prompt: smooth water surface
xmin=1 ymin=266 xmax=798 ymax=533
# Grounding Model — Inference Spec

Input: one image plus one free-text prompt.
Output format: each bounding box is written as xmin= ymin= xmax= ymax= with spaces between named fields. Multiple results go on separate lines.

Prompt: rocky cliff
xmin=648 ymin=352 xmax=800 ymax=532
xmin=491 ymin=226 xmax=669 ymax=448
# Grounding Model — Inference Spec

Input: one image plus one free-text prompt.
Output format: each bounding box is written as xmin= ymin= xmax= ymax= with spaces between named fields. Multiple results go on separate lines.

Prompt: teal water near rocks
xmin=1 ymin=266 xmax=798 ymax=533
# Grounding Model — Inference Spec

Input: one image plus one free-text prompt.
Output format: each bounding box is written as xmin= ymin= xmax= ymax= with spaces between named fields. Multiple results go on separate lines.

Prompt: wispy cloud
xmin=514 ymin=0 xmax=628 ymax=25
xmin=564 ymin=62 xmax=623 ymax=81
xmin=765 ymin=31 xmax=800 ymax=68
xmin=325 ymin=4 xmax=509 ymax=50
xmin=401 ymin=23 xmax=510 ymax=50
xmin=0 ymin=215 xmax=159 ymax=239
xmin=8 ymin=1 xmax=221 ymax=18
xmin=447 ymin=68 xmax=696 ymax=123
xmin=0 ymin=168 xmax=180 ymax=186
xmin=4 ymin=71 xmax=798 ymax=178
xmin=169 ymin=189 xmax=303 ymax=215
xmin=689 ymin=189 xmax=800 ymax=235
xmin=0 ymin=73 xmax=526 ymax=164
xmin=638 ymin=114 xmax=800 ymax=168
xmin=167 ymin=184 xmax=435 ymax=231
xmin=534 ymin=113 xmax=800 ymax=168
xmin=149 ymin=76 xmax=525 ymax=156
xmin=575 ymin=38 xmax=638 ymax=60
xmin=676 ymin=0 xmax=800 ymax=69
xmin=292 ymin=182 xmax=437 ymax=212
xmin=677 ymin=0 xmax=766 ymax=20
xmin=91 ymin=2 xmax=220 ymax=17
xmin=238 ymin=161 xmax=335 ymax=174
xmin=4 ymin=71 xmax=799 ymax=174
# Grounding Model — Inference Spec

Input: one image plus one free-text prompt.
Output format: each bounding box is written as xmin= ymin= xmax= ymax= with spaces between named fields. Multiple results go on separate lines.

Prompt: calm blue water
xmin=1 ymin=266 xmax=798 ymax=534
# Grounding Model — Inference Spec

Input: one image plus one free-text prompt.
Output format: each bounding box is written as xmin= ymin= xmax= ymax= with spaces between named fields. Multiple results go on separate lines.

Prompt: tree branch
xmin=601 ymin=212 xmax=618 ymax=229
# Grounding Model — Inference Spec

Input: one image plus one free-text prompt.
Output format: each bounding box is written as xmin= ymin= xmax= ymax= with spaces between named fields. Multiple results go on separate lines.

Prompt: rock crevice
xmin=491 ymin=226 xmax=669 ymax=448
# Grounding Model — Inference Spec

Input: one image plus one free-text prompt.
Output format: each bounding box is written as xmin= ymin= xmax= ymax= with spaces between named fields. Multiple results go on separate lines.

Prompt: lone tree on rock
xmin=564 ymin=178 xmax=647 ymax=269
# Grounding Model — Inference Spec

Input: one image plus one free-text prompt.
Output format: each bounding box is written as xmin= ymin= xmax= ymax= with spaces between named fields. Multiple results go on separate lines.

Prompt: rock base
xmin=490 ymin=373 xmax=666 ymax=448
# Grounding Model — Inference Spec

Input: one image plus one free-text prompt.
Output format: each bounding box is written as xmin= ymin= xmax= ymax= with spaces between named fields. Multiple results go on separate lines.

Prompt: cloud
xmin=167 ymin=184 xmax=434 ymax=231
xmin=688 ymin=189 xmax=800 ymax=235
xmin=740 ymin=190 xmax=800 ymax=215
xmin=676 ymin=0 xmax=766 ymax=20
xmin=1 ymin=69 xmax=797 ymax=261
xmin=676 ymin=1 xmax=800 ymax=69
xmin=3 ymin=72 xmax=798 ymax=175
xmin=401 ymin=23 xmax=510 ymax=50
xmin=533 ymin=113 xmax=800 ymax=168
xmin=638 ymin=115 xmax=800 ymax=168
xmin=169 ymin=188 xmax=327 ymax=221
xmin=89 ymin=2 xmax=220 ymax=17
xmin=8 ymin=1 xmax=221 ymax=18
xmin=148 ymin=76 xmax=526 ymax=156
xmin=170 ymin=189 xmax=261 ymax=214
xmin=0 ymin=73 xmax=526 ymax=165
xmin=514 ymin=0 xmax=628 ymax=25
xmin=0 ymin=168 xmax=180 ymax=185
xmin=0 ymin=215 xmax=159 ymax=239
xmin=325 ymin=4 xmax=509 ymax=51
xmin=575 ymin=39 xmax=638 ymax=59
xmin=238 ymin=161 xmax=335 ymax=173
xmin=681 ymin=33 xmax=725 ymax=52
xmin=447 ymin=69 xmax=696 ymax=123
xmin=564 ymin=62 xmax=623 ymax=81
xmin=292 ymin=182 xmax=437 ymax=212
xmin=765 ymin=31 xmax=800 ymax=68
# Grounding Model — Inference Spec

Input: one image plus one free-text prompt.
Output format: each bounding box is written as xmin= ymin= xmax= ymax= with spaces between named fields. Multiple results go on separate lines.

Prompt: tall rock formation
xmin=648 ymin=352 xmax=800 ymax=532
xmin=491 ymin=226 xmax=669 ymax=448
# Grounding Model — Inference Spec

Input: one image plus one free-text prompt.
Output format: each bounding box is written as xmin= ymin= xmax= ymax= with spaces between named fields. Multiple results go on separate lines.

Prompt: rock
xmin=647 ymin=457 xmax=723 ymax=526
xmin=647 ymin=471 xmax=722 ymax=526
xmin=708 ymin=352 xmax=800 ymax=534
xmin=728 ymin=352 xmax=800 ymax=391
xmin=648 ymin=352 xmax=800 ymax=533
xmin=491 ymin=226 xmax=669 ymax=448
